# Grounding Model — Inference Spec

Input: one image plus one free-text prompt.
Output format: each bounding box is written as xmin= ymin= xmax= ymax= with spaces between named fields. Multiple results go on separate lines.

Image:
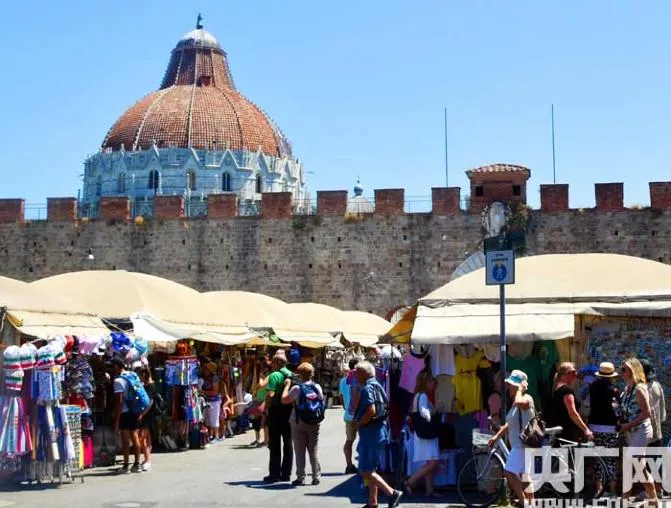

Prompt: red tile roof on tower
xmin=465 ymin=163 xmax=531 ymax=178
xmin=102 ymin=26 xmax=292 ymax=157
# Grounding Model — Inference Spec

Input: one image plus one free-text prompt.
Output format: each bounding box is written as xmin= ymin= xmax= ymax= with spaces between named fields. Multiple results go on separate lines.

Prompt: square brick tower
xmin=466 ymin=163 xmax=531 ymax=213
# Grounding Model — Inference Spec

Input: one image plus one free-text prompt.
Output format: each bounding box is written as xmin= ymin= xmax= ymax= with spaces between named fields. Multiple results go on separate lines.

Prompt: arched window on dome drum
xmin=119 ymin=173 xmax=126 ymax=193
xmin=148 ymin=170 xmax=160 ymax=191
xmin=186 ymin=170 xmax=196 ymax=191
xmin=222 ymin=172 xmax=232 ymax=192
xmin=255 ymin=174 xmax=263 ymax=194
xmin=95 ymin=175 xmax=102 ymax=197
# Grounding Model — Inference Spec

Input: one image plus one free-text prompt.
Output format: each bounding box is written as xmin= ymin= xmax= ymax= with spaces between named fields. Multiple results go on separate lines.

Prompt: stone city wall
xmin=0 ymin=182 xmax=670 ymax=316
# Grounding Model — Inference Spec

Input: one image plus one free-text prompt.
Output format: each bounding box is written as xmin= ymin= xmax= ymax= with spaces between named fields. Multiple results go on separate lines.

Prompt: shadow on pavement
xmin=303 ymin=475 xmax=363 ymax=503
xmin=0 ymin=481 xmax=65 ymax=492
xmin=224 ymin=479 xmax=294 ymax=491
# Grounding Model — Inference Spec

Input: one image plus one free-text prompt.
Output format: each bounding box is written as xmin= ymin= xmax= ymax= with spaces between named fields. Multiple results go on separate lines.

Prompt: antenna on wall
xmin=444 ymin=107 xmax=449 ymax=187
xmin=551 ymin=104 xmax=557 ymax=184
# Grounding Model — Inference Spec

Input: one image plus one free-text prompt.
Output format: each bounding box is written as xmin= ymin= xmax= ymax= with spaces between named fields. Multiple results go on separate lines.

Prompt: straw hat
xmin=595 ymin=362 xmax=618 ymax=378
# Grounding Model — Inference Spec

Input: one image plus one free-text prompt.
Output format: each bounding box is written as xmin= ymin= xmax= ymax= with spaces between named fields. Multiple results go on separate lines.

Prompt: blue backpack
xmin=120 ymin=371 xmax=151 ymax=415
xmin=295 ymin=384 xmax=325 ymax=424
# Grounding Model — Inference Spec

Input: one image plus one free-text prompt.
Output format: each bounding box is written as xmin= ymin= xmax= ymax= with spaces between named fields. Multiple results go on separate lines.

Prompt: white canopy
xmin=412 ymin=253 xmax=671 ymax=345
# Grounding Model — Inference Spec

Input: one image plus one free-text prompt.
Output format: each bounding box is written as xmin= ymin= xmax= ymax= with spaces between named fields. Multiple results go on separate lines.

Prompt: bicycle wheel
xmin=457 ymin=451 xmax=506 ymax=508
xmin=575 ymin=455 xmax=607 ymax=501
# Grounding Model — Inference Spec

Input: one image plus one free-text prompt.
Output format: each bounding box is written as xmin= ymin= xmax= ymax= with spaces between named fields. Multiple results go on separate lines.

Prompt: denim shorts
xmin=357 ymin=439 xmax=384 ymax=473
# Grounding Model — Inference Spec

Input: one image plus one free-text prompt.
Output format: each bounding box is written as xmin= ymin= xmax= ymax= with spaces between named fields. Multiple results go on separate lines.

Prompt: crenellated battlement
xmin=1 ymin=182 xmax=671 ymax=223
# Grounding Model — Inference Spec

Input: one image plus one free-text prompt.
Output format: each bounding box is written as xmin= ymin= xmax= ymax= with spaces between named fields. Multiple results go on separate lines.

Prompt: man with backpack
xmin=110 ymin=357 xmax=150 ymax=474
xmin=281 ymin=362 xmax=324 ymax=486
xmin=354 ymin=361 xmax=403 ymax=508
xmin=263 ymin=351 xmax=294 ymax=483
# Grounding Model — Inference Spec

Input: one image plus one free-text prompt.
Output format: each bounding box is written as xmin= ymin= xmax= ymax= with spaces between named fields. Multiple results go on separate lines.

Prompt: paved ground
xmin=0 ymin=409 xmax=459 ymax=508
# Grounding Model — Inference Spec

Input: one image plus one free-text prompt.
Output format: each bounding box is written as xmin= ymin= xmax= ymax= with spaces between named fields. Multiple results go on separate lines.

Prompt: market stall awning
xmin=380 ymin=305 xmax=417 ymax=344
xmin=340 ymin=311 xmax=389 ymax=346
xmin=421 ymin=253 xmax=671 ymax=306
xmin=0 ymin=275 xmax=109 ymax=338
xmin=273 ymin=329 xmax=340 ymax=348
xmin=32 ymin=271 xmax=251 ymax=336
xmin=201 ymin=291 xmax=290 ymax=329
xmin=412 ymin=254 xmax=671 ymax=345
xmin=131 ymin=313 xmax=259 ymax=345
xmin=411 ymin=303 xmax=576 ymax=344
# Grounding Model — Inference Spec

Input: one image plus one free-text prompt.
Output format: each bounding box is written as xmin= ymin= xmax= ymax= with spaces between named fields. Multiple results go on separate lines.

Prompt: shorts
xmin=357 ymin=439 xmax=384 ymax=473
xmin=626 ymin=421 xmax=653 ymax=447
xmin=204 ymin=401 xmax=221 ymax=428
xmin=120 ymin=412 xmax=140 ymax=431
xmin=345 ymin=421 xmax=357 ymax=442
xmin=251 ymin=415 xmax=265 ymax=432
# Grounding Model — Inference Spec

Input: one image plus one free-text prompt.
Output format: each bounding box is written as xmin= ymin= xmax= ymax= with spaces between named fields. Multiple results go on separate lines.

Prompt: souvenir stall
xmin=386 ymin=253 xmax=671 ymax=488
xmin=0 ymin=277 xmax=113 ymax=483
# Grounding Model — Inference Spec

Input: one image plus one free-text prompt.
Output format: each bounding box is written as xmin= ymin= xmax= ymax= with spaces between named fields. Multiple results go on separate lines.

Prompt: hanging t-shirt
xmin=478 ymin=344 xmax=501 ymax=363
xmin=534 ymin=340 xmax=558 ymax=386
xmin=505 ymin=355 xmax=541 ymax=408
xmin=507 ymin=342 xmax=534 ymax=359
xmin=452 ymin=350 xmax=489 ymax=415
xmin=428 ymin=345 xmax=456 ymax=377
xmin=434 ymin=374 xmax=455 ymax=413
xmin=399 ymin=353 xmax=426 ymax=393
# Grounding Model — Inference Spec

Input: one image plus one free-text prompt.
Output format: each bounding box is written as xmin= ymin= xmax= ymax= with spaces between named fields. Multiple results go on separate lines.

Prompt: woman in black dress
xmin=551 ymin=362 xmax=593 ymax=443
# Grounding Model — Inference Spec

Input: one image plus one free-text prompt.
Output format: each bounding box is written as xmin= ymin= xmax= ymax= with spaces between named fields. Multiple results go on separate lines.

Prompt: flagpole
xmin=444 ymin=107 xmax=449 ymax=187
xmin=552 ymin=104 xmax=557 ymax=184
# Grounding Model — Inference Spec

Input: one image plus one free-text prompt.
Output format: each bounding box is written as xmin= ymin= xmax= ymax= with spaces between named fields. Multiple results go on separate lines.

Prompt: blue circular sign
xmin=492 ymin=263 xmax=507 ymax=282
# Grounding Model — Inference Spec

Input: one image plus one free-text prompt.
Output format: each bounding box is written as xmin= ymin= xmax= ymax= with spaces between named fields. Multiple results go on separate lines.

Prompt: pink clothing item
xmin=399 ymin=354 xmax=426 ymax=393
xmin=77 ymin=337 xmax=99 ymax=356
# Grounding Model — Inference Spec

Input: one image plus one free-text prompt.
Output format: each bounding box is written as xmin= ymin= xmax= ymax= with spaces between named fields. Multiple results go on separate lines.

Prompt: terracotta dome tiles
xmin=102 ymin=28 xmax=288 ymax=156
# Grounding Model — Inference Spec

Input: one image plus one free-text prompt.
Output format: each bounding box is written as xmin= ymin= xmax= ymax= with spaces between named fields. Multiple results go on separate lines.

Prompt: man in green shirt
xmin=264 ymin=351 xmax=294 ymax=483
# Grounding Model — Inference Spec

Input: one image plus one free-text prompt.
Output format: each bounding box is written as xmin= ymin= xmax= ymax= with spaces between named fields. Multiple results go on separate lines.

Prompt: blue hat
xmin=505 ymin=369 xmax=528 ymax=387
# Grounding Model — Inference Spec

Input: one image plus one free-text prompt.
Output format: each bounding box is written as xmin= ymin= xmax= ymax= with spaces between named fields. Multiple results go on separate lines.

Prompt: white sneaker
xmin=141 ymin=462 xmax=152 ymax=472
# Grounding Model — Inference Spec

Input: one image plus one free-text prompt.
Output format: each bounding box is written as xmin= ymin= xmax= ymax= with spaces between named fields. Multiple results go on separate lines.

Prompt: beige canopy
xmin=201 ymin=291 xmax=290 ymax=329
xmin=0 ymin=276 xmax=109 ymax=338
xmin=412 ymin=253 xmax=671 ymax=344
xmin=29 ymin=271 xmax=387 ymax=347
xmin=31 ymin=271 xmax=255 ymax=342
xmin=341 ymin=311 xmax=391 ymax=347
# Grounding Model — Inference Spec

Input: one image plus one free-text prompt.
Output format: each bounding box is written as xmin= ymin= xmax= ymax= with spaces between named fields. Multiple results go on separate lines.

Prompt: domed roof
xmin=102 ymin=23 xmax=292 ymax=157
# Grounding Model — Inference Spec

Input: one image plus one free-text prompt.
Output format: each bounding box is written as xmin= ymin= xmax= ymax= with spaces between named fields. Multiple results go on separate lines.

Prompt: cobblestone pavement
xmin=0 ymin=409 xmax=461 ymax=508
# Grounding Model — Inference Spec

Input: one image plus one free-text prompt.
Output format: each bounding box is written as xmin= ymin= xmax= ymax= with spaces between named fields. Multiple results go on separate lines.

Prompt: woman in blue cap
xmin=488 ymin=369 xmax=536 ymax=506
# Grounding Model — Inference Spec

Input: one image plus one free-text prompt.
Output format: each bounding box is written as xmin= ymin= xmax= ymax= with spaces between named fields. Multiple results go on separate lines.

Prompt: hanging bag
xmin=518 ymin=406 xmax=545 ymax=448
xmin=411 ymin=392 xmax=440 ymax=440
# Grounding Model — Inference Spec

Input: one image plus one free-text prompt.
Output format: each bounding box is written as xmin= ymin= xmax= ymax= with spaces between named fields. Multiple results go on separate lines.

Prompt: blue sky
xmin=2 ymin=1 xmax=670 ymax=213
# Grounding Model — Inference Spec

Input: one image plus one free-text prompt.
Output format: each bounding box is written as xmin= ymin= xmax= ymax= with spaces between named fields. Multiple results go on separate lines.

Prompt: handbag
xmin=411 ymin=393 xmax=440 ymax=440
xmin=518 ymin=407 xmax=545 ymax=448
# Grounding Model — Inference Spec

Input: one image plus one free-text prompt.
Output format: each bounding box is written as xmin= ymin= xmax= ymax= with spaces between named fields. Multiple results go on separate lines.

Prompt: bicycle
xmin=456 ymin=422 xmax=610 ymax=508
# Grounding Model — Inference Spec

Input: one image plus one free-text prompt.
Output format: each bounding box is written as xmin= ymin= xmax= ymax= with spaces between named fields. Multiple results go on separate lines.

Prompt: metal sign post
xmin=485 ymin=236 xmax=515 ymax=424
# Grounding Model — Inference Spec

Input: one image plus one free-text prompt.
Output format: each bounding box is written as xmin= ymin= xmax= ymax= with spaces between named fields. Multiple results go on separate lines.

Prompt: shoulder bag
xmin=518 ymin=405 xmax=545 ymax=448
xmin=411 ymin=392 xmax=440 ymax=440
